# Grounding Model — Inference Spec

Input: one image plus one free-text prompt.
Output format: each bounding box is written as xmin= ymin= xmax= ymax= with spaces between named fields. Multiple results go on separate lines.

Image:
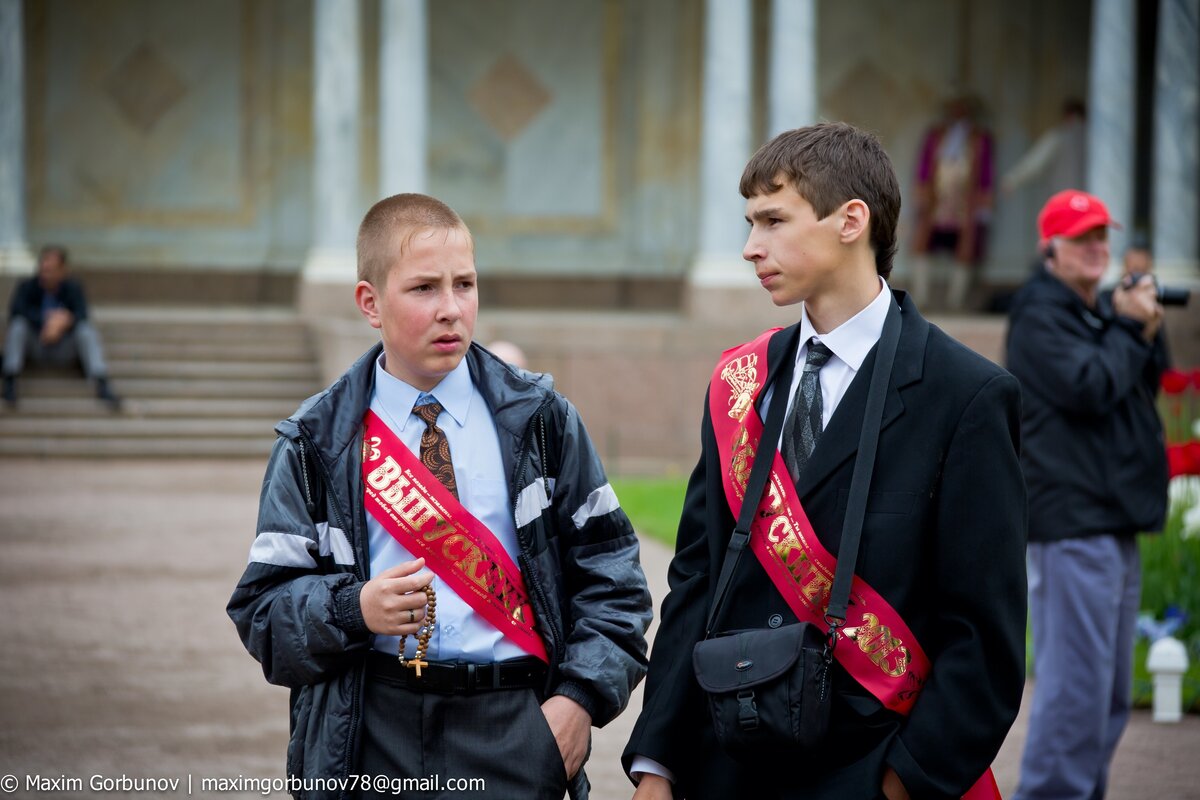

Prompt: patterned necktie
xmin=413 ymin=396 xmax=458 ymax=500
xmin=782 ymin=339 xmax=835 ymax=484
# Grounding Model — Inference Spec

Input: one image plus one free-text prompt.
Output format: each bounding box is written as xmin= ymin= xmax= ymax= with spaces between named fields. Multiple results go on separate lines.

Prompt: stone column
xmin=768 ymin=0 xmax=817 ymax=137
xmin=1151 ymin=0 xmax=1199 ymax=285
xmin=0 ymin=0 xmax=34 ymax=276
xmin=1086 ymin=0 xmax=1136 ymax=277
xmin=379 ymin=0 xmax=427 ymax=196
xmin=299 ymin=0 xmax=363 ymax=316
xmin=687 ymin=0 xmax=762 ymax=319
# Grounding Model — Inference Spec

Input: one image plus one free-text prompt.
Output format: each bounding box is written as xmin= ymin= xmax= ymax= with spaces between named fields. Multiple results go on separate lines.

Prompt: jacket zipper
xmin=296 ymin=427 xmax=362 ymax=800
xmin=511 ymin=399 xmax=564 ymax=677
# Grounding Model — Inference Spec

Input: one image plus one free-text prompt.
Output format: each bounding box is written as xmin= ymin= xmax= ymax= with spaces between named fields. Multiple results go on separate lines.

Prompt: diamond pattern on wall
xmin=468 ymin=53 xmax=552 ymax=141
xmin=104 ymin=43 xmax=188 ymax=134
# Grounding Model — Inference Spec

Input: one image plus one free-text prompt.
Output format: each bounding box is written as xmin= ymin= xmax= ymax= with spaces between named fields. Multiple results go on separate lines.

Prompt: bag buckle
xmin=736 ymin=690 xmax=759 ymax=731
xmin=823 ymin=613 xmax=844 ymax=661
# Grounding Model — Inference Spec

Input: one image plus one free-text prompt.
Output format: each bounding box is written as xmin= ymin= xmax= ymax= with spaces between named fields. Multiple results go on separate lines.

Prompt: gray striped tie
xmin=782 ymin=340 xmax=834 ymax=483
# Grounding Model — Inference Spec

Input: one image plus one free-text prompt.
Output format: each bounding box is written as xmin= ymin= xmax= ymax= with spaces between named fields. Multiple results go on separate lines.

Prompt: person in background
xmin=1001 ymin=99 xmax=1087 ymax=199
xmin=910 ymin=94 xmax=994 ymax=310
xmin=1007 ymin=190 xmax=1169 ymax=800
xmin=2 ymin=245 xmax=120 ymax=409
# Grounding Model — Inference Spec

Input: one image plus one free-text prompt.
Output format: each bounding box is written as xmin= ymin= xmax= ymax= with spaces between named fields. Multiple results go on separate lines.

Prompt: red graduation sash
xmin=709 ymin=330 xmax=1000 ymax=800
xmin=361 ymin=409 xmax=549 ymax=663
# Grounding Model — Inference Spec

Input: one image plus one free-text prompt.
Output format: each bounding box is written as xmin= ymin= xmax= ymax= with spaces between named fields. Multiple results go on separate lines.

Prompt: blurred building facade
xmin=0 ymin=0 xmax=1195 ymax=468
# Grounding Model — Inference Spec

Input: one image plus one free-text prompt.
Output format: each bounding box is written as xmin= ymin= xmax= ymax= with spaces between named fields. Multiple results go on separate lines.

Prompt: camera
xmin=1123 ymin=272 xmax=1191 ymax=307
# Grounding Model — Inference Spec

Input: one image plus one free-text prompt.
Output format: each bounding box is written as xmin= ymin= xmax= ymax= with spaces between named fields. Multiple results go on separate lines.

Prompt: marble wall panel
xmin=26 ymin=0 xmax=312 ymax=271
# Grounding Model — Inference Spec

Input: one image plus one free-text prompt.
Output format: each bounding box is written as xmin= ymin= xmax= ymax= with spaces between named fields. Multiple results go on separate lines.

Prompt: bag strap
xmin=824 ymin=298 xmax=901 ymax=626
xmin=704 ymin=298 xmax=902 ymax=638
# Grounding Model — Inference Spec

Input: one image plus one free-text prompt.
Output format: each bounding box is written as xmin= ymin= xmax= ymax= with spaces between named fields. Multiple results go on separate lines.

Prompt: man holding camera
xmin=1006 ymin=189 xmax=1169 ymax=800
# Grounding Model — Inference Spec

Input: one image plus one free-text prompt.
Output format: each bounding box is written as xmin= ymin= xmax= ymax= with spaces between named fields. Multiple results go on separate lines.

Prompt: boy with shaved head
xmin=230 ymin=193 xmax=651 ymax=800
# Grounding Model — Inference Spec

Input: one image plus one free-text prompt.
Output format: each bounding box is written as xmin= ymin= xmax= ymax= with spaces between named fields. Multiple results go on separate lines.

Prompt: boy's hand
xmin=541 ymin=695 xmax=591 ymax=780
xmin=882 ymin=767 xmax=911 ymax=800
xmin=631 ymin=774 xmax=672 ymax=799
xmin=359 ymin=558 xmax=435 ymax=635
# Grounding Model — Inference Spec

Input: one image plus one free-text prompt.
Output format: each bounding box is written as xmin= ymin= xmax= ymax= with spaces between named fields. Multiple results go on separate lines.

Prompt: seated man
xmin=2 ymin=245 xmax=120 ymax=408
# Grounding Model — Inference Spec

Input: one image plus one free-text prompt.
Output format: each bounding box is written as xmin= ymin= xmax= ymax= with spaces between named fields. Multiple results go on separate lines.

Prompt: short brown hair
xmin=356 ymin=193 xmax=472 ymax=286
xmin=739 ymin=122 xmax=901 ymax=278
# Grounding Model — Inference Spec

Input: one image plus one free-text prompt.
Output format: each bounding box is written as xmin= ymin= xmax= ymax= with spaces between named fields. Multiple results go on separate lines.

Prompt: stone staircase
xmin=0 ymin=306 xmax=324 ymax=457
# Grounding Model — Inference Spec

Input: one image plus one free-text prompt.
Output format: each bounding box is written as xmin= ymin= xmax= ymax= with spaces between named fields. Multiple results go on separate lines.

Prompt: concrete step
xmin=105 ymin=340 xmax=314 ymax=362
xmin=0 ymin=396 xmax=299 ymax=419
xmin=13 ymin=376 xmax=320 ymax=400
xmin=0 ymin=416 xmax=278 ymax=439
xmin=0 ymin=436 xmax=276 ymax=458
xmin=105 ymin=360 xmax=320 ymax=381
xmin=91 ymin=306 xmax=311 ymax=343
xmin=2 ymin=305 xmax=320 ymax=458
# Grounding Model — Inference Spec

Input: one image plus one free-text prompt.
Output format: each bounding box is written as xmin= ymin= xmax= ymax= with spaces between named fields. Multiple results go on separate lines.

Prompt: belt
xmin=367 ymin=649 xmax=547 ymax=695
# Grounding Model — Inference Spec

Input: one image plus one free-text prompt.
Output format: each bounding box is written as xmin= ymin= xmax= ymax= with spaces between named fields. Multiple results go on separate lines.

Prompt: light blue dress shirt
xmin=367 ymin=354 xmax=526 ymax=663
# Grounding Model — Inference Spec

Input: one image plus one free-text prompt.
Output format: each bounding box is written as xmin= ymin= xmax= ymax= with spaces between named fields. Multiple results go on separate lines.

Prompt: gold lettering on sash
xmin=730 ymin=428 xmax=754 ymax=493
xmin=767 ymin=515 xmax=792 ymax=544
xmin=367 ymin=457 xmax=403 ymax=490
xmin=847 ymin=613 xmax=910 ymax=677
xmin=721 ymin=355 xmax=760 ymax=422
xmin=361 ymin=410 xmax=549 ymax=663
xmin=443 ymin=535 xmax=489 ymax=590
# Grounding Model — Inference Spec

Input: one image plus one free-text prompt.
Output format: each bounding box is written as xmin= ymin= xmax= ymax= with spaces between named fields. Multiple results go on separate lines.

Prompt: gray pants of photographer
xmin=3 ymin=317 xmax=109 ymax=379
xmin=1014 ymin=535 xmax=1141 ymax=800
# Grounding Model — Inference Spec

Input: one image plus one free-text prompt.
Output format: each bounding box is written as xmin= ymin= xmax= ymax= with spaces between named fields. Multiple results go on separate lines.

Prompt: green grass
xmin=617 ymin=476 xmax=1200 ymax=713
xmin=611 ymin=477 xmax=687 ymax=547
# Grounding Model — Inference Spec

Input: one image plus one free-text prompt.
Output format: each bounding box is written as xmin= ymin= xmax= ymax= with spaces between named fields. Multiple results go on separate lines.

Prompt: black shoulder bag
xmin=691 ymin=300 xmax=902 ymax=759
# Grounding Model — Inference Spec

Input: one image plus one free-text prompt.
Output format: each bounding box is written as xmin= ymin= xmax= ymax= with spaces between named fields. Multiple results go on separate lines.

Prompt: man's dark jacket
xmin=8 ymin=276 xmax=89 ymax=331
xmin=228 ymin=343 xmax=652 ymax=800
xmin=623 ymin=291 xmax=1027 ymax=800
xmin=1006 ymin=268 xmax=1168 ymax=541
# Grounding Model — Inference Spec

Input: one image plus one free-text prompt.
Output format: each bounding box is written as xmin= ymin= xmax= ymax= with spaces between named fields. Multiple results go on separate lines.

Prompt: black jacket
xmin=624 ymin=292 xmax=1027 ymax=800
xmin=1006 ymin=268 xmax=1169 ymax=541
xmin=8 ymin=276 xmax=90 ymax=331
xmin=228 ymin=343 xmax=652 ymax=800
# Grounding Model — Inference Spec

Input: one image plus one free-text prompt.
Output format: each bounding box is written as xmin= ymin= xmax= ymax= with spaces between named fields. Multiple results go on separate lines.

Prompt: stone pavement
xmin=0 ymin=459 xmax=1196 ymax=799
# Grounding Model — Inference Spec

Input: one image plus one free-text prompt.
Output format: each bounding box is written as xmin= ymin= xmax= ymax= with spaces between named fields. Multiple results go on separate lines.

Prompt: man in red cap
xmin=1005 ymin=190 xmax=1169 ymax=800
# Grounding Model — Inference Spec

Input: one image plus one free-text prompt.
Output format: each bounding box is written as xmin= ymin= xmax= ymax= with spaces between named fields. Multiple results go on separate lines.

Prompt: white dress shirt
xmin=367 ymin=354 xmax=527 ymax=663
xmin=630 ymin=279 xmax=891 ymax=785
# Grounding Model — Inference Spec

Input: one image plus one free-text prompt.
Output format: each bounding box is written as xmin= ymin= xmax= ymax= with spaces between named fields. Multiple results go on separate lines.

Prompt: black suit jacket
xmin=624 ymin=292 xmax=1027 ymax=800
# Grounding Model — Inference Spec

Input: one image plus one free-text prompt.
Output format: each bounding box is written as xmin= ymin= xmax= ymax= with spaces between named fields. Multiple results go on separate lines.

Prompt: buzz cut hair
xmin=739 ymin=122 xmax=901 ymax=279
xmin=356 ymin=193 xmax=473 ymax=286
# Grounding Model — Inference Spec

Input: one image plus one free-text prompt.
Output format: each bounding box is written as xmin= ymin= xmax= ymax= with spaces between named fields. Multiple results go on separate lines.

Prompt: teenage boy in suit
xmin=624 ymin=123 xmax=1027 ymax=800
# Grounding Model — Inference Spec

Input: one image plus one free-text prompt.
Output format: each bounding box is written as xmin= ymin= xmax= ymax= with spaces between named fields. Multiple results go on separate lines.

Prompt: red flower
xmin=1168 ymin=444 xmax=1188 ymax=478
xmin=1193 ymin=369 xmax=1200 ymax=390
xmin=1162 ymin=369 xmax=1191 ymax=395
xmin=1168 ymin=442 xmax=1200 ymax=478
xmin=1188 ymin=442 xmax=1200 ymax=474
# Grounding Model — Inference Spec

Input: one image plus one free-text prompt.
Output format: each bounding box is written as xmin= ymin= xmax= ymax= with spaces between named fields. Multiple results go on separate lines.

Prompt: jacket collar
xmin=278 ymin=341 xmax=555 ymax=468
xmin=763 ymin=289 xmax=928 ymax=498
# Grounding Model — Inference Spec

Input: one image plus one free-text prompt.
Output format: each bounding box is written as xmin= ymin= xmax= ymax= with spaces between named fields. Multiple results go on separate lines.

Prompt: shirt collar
xmin=798 ymin=278 xmax=891 ymax=372
xmin=373 ymin=354 xmax=473 ymax=431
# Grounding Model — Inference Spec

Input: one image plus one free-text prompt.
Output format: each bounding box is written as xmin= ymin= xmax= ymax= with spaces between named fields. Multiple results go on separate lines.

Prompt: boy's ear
xmin=839 ymin=199 xmax=871 ymax=245
xmin=354 ymin=280 xmax=383 ymax=329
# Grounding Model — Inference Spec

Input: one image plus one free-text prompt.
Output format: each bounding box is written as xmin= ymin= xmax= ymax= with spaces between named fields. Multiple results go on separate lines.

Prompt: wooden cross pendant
xmin=407 ymin=657 xmax=428 ymax=678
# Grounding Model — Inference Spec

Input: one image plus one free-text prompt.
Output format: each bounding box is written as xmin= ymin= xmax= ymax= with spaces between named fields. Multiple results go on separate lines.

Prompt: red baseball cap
xmin=1038 ymin=189 xmax=1121 ymax=244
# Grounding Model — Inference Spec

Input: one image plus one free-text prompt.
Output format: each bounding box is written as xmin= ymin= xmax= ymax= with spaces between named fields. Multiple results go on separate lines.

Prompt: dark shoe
xmin=96 ymin=377 xmax=122 ymax=411
xmin=2 ymin=374 xmax=15 ymax=407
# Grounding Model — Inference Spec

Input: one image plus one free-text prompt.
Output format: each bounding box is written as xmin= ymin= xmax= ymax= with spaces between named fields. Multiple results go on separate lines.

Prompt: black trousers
xmin=356 ymin=658 xmax=568 ymax=800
